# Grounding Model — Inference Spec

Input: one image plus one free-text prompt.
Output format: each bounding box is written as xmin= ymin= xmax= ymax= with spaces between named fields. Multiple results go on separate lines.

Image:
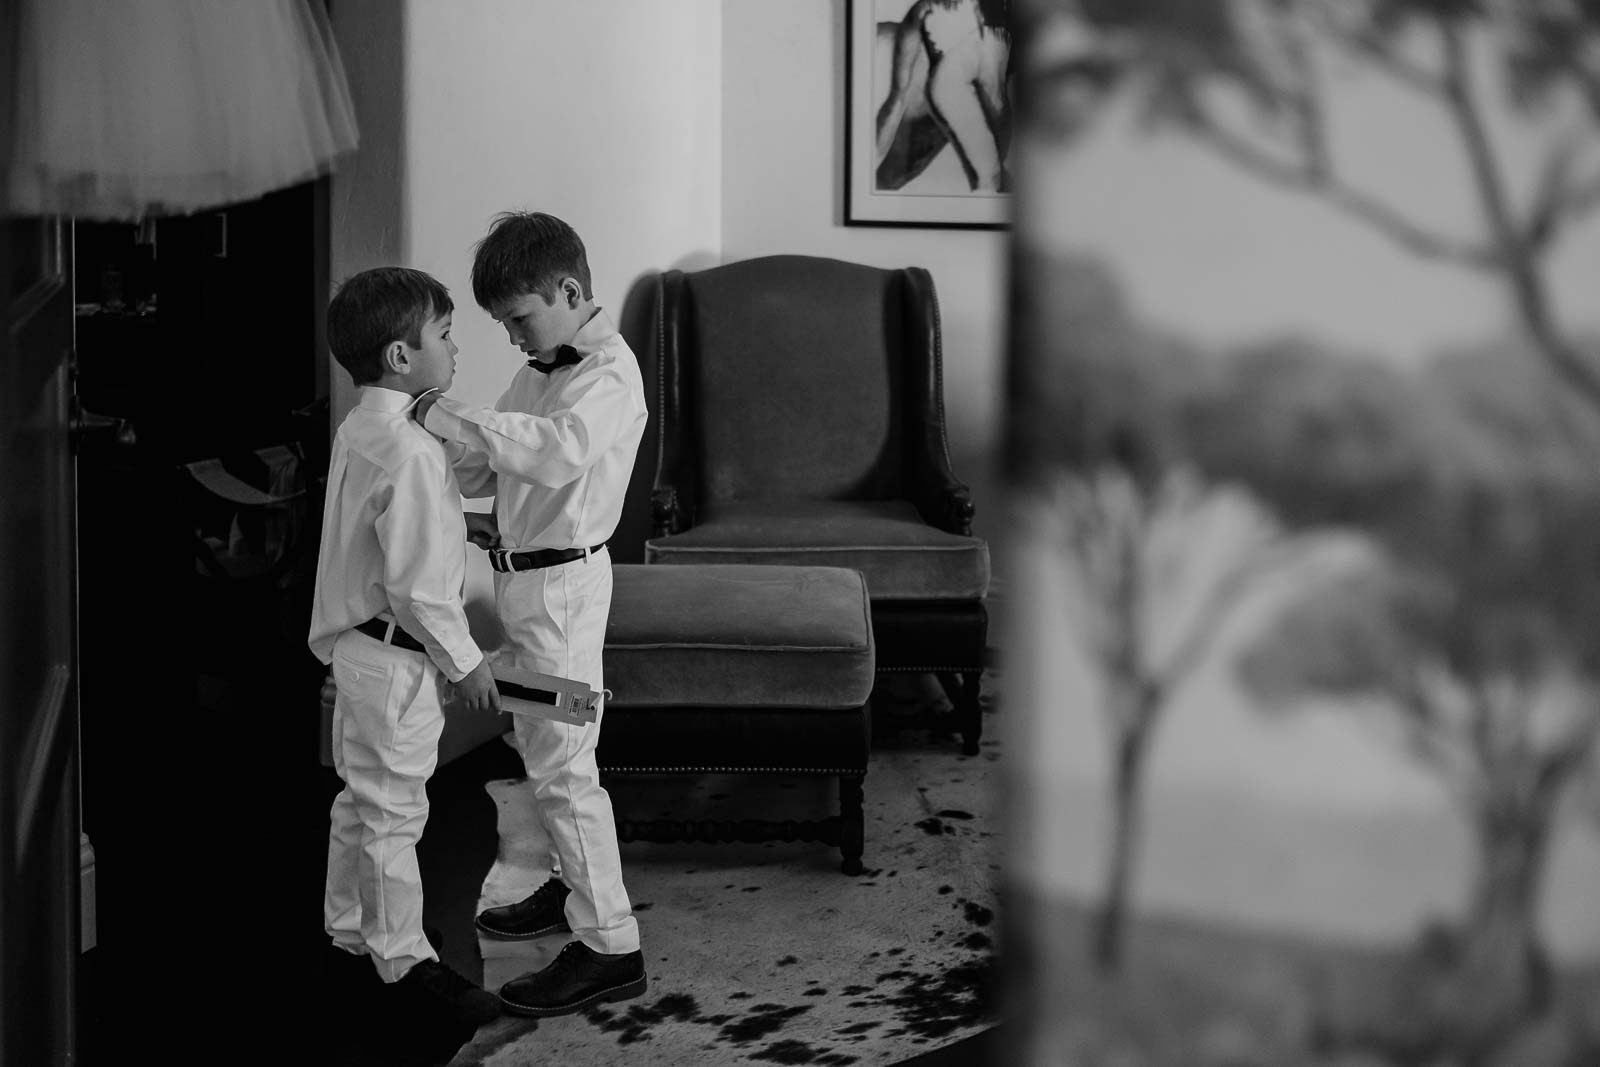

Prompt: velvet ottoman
xmin=600 ymin=563 xmax=876 ymax=875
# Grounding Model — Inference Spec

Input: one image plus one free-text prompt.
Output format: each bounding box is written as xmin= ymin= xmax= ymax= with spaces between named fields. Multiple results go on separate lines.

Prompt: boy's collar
xmin=358 ymin=385 xmax=425 ymax=412
xmin=568 ymin=306 xmax=612 ymax=356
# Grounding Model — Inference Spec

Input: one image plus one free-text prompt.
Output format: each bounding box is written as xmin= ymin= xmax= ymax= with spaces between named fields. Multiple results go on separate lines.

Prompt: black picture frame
xmin=844 ymin=0 xmax=1012 ymax=230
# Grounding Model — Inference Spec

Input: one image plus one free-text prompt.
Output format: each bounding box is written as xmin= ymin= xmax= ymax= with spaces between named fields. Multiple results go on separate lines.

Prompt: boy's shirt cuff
xmin=438 ymin=646 xmax=484 ymax=684
xmin=407 ymin=600 xmax=484 ymax=682
xmin=421 ymin=395 xmax=471 ymax=443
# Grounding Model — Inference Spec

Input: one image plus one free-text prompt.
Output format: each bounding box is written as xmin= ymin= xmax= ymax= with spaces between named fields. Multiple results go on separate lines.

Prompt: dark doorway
xmin=72 ymin=181 xmax=334 ymax=1057
xmin=2 ymin=216 xmax=82 ymax=1067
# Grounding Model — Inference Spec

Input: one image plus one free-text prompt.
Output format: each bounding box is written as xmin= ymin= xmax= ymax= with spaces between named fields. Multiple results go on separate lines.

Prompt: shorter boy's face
xmin=490 ymin=288 xmax=579 ymax=359
xmin=405 ymin=310 xmax=458 ymax=394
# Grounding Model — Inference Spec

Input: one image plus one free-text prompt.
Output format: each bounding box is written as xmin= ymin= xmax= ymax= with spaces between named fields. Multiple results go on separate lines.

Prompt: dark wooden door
xmin=65 ymin=187 xmax=333 ymax=1056
xmin=1 ymin=214 xmax=82 ymax=1065
xmin=2 ymin=5 xmax=85 ymax=1059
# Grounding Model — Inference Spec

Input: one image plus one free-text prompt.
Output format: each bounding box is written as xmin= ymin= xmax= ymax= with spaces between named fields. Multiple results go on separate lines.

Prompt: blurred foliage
xmin=1019 ymin=0 xmax=1600 ymax=134
xmin=1008 ymin=4 xmax=1600 ymax=1051
xmin=1015 ymin=0 xmax=1600 ymax=407
xmin=1012 ymin=246 xmax=1600 ymax=668
xmin=1014 ymin=245 xmax=1600 ymax=1061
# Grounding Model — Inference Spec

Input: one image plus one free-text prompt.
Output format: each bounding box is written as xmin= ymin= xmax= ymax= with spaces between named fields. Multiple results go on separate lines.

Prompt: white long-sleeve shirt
xmin=307 ymin=387 xmax=483 ymax=682
xmin=421 ymin=308 xmax=646 ymax=552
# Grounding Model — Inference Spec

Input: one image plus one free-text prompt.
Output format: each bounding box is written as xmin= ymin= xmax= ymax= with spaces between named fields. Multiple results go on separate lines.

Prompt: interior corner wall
xmin=327 ymin=0 xmax=1002 ymax=577
xmin=328 ymin=0 xmax=410 ymax=427
xmin=327 ymin=0 xmax=723 ymax=426
xmin=404 ymin=0 xmax=722 ymax=415
xmin=720 ymin=0 xmax=1008 ymax=583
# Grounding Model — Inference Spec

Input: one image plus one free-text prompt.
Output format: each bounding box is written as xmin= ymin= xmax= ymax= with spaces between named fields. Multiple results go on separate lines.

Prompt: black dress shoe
xmin=391 ymin=959 xmax=502 ymax=1028
xmin=498 ymin=941 xmax=647 ymax=1017
xmin=324 ymin=943 xmax=376 ymax=986
xmin=475 ymin=878 xmax=572 ymax=940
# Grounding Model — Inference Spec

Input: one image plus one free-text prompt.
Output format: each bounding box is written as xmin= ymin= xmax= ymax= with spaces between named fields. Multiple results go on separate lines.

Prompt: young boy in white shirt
xmin=413 ymin=212 xmax=648 ymax=1016
xmin=308 ymin=266 xmax=502 ymax=1029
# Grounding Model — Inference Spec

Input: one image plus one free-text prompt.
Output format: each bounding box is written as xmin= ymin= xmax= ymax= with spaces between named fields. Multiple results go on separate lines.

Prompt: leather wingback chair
xmin=645 ymin=254 xmax=991 ymax=753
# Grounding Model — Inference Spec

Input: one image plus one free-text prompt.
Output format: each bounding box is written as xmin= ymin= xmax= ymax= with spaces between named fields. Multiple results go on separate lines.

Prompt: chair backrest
xmin=657 ymin=254 xmax=945 ymax=511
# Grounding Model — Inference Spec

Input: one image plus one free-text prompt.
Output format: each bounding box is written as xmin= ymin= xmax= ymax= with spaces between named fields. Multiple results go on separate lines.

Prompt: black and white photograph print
xmin=845 ymin=0 xmax=1012 ymax=228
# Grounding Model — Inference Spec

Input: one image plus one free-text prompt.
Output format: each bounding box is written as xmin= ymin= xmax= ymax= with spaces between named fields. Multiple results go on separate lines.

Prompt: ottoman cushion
xmin=601 ymin=563 xmax=874 ymax=774
xmin=605 ymin=564 xmax=875 ymax=710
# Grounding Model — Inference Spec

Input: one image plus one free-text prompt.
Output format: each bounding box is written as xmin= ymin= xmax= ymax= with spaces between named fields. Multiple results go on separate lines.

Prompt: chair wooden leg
xmin=959 ymin=670 xmax=982 ymax=755
xmin=839 ymin=774 xmax=864 ymax=876
xmin=938 ymin=671 xmax=984 ymax=755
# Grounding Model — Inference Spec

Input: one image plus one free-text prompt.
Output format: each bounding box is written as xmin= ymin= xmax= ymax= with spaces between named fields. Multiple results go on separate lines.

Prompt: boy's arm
xmin=415 ymin=391 xmax=499 ymax=498
xmin=439 ymin=435 xmax=499 ymax=498
xmin=375 ymin=452 xmax=485 ymax=683
xmin=420 ymin=368 xmax=643 ymax=488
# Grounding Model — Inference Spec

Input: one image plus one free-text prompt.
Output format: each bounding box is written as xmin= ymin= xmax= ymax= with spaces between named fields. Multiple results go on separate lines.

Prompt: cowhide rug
xmin=447 ymin=672 xmax=1002 ymax=1066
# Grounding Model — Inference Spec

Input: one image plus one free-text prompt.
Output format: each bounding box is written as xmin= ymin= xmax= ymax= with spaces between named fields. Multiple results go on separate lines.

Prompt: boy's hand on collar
xmin=412 ymin=389 xmax=440 ymax=426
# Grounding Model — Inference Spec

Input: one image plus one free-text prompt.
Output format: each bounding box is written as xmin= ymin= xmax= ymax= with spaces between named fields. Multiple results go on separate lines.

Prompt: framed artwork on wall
xmin=844 ymin=0 xmax=1012 ymax=230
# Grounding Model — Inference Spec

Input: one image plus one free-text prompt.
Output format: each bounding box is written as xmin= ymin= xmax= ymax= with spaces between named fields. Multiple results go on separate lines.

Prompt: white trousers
xmin=494 ymin=547 xmax=640 ymax=955
xmin=324 ymin=629 xmax=446 ymax=982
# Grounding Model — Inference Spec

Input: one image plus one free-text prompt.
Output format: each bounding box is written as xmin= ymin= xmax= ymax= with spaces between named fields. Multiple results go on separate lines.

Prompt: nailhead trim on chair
xmin=876 ymin=665 xmax=984 ymax=673
xmin=601 ymin=765 xmax=866 ymax=776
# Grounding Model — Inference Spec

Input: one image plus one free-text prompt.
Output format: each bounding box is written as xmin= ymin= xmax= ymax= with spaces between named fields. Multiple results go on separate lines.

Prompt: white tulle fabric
xmin=6 ymin=0 xmax=359 ymax=220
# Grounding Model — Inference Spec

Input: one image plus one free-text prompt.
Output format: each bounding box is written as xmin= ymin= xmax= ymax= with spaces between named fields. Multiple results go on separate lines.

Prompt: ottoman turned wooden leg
xmin=839 ymin=774 xmax=865 ymax=876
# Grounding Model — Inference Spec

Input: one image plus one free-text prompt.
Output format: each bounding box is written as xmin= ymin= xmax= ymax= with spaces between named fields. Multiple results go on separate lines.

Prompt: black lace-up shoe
xmin=324 ymin=943 xmax=376 ymax=991
xmin=498 ymin=941 xmax=647 ymax=1017
xmin=474 ymin=878 xmax=572 ymax=940
xmin=392 ymin=959 xmax=502 ymax=1027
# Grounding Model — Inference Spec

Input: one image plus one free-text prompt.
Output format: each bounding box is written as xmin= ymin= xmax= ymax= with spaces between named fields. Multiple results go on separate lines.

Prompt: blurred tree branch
xmin=1024 ymin=0 xmax=1600 ymax=408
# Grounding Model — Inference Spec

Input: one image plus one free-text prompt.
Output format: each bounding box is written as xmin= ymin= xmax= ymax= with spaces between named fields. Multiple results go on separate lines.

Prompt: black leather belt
xmin=354 ymin=617 xmax=426 ymax=653
xmin=488 ymin=542 xmax=606 ymax=573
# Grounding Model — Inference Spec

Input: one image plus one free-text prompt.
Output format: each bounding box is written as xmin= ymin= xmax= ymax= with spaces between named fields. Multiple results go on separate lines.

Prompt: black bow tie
xmin=528 ymin=345 xmax=582 ymax=373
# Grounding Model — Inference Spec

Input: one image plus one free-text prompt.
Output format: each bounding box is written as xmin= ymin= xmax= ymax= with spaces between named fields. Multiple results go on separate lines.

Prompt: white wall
xmin=328 ymin=0 xmax=407 ymax=335
xmin=330 ymin=0 xmax=1007 ymax=583
xmin=720 ymin=1 xmax=1009 ymax=581
xmin=330 ymin=0 xmax=723 ymax=420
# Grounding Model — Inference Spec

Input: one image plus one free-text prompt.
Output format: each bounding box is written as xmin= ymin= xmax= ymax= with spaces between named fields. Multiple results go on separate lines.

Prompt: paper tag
xmin=491 ymin=663 xmax=599 ymax=726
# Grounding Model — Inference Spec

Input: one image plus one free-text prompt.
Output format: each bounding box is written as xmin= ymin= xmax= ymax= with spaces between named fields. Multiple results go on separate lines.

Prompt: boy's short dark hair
xmin=327 ymin=266 xmax=453 ymax=386
xmin=470 ymin=211 xmax=593 ymax=311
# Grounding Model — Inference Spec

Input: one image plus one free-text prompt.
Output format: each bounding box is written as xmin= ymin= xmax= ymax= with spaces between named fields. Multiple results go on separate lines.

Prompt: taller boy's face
xmin=407 ymin=311 xmax=458 ymax=394
xmin=490 ymin=286 xmax=579 ymax=360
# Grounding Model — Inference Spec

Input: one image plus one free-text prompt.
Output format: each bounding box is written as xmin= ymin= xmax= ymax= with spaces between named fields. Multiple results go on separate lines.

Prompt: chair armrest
xmin=651 ymin=486 xmax=688 ymax=538
xmin=900 ymin=266 xmax=975 ymax=536
xmin=910 ymin=469 xmax=976 ymax=536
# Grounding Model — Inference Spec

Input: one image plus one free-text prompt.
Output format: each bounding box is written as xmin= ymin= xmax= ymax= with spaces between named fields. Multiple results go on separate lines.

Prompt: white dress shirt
xmin=307 ymin=386 xmax=483 ymax=681
xmin=421 ymin=308 xmax=647 ymax=552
